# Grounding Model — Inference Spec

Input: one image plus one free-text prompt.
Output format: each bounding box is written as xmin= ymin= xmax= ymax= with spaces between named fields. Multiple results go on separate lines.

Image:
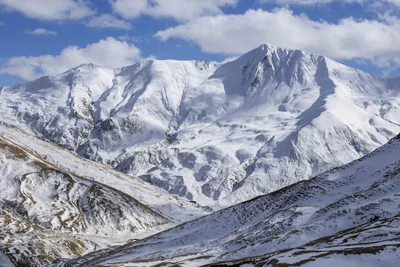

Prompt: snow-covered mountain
xmin=54 ymin=133 xmax=400 ymax=267
xmin=0 ymin=122 xmax=207 ymax=266
xmin=1 ymin=44 xmax=400 ymax=208
xmin=0 ymin=135 xmax=163 ymax=266
xmin=1 ymin=44 xmax=400 ymax=266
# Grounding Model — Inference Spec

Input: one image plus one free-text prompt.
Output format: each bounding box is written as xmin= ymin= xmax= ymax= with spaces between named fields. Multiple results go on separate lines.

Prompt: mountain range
xmin=1 ymin=44 xmax=400 ymax=266
xmin=2 ymin=44 xmax=400 ymax=208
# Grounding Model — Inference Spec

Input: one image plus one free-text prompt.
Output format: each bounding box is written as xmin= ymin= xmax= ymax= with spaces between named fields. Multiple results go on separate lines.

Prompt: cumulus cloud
xmin=85 ymin=14 xmax=132 ymax=30
xmin=259 ymin=0 xmax=400 ymax=6
xmin=110 ymin=0 xmax=237 ymax=21
xmin=156 ymin=8 xmax=400 ymax=67
xmin=259 ymin=0 xmax=361 ymax=5
xmin=0 ymin=37 xmax=141 ymax=80
xmin=25 ymin=28 xmax=57 ymax=36
xmin=0 ymin=0 xmax=94 ymax=20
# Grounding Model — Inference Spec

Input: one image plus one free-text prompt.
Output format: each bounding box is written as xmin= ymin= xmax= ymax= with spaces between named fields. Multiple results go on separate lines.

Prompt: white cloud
xmin=259 ymin=0 xmax=400 ymax=7
xmin=387 ymin=0 xmax=400 ymax=6
xmin=156 ymin=8 xmax=400 ymax=67
xmin=85 ymin=14 xmax=132 ymax=30
xmin=0 ymin=37 xmax=141 ymax=80
xmin=26 ymin=28 xmax=57 ymax=36
xmin=0 ymin=0 xmax=94 ymax=20
xmin=110 ymin=0 xmax=237 ymax=21
xmin=259 ymin=0 xmax=360 ymax=5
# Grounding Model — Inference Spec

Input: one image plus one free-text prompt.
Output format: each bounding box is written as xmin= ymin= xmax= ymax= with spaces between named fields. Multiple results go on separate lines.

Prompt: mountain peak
xmin=212 ymin=43 xmax=321 ymax=97
xmin=62 ymin=63 xmax=104 ymax=75
xmin=255 ymin=43 xmax=275 ymax=52
xmin=249 ymin=43 xmax=314 ymax=58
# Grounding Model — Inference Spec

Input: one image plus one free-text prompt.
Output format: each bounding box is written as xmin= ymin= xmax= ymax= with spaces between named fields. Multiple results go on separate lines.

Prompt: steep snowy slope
xmin=55 ymin=133 xmax=400 ymax=267
xmin=0 ymin=122 xmax=207 ymax=266
xmin=0 ymin=122 xmax=208 ymax=222
xmin=0 ymin=136 xmax=166 ymax=266
xmin=1 ymin=45 xmax=400 ymax=207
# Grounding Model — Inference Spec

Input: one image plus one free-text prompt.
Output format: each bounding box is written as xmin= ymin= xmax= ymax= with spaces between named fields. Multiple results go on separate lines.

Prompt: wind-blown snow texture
xmin=55 ymin=133 xmax=400 ymax=267
xmin=1 ymin=44 xmax=400 ymax=208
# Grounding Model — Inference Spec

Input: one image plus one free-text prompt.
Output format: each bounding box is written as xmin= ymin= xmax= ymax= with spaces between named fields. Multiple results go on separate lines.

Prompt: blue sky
xmin=1 ymin=0 xmax=400 ymax=86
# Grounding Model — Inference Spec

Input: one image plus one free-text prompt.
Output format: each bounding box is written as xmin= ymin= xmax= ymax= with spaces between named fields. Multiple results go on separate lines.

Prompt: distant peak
xmin=59 ymin=63 xmax=103 ymax=76
xmin=249 ymin=44 xmax=317 ymax=60
xmin=74 ymin=63 xmax=101 ymax=70
xmin=257 ymin=43 xmax=275 ymax=52
xmin=246 ymin=44 xmax=276 ymax=57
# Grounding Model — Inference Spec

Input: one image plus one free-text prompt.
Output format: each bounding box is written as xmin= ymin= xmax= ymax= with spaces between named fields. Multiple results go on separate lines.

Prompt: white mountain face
xmin=54 ymin=133 xmax=400 ymax=267
xmin=1 ymin=44 xmax=400 ymax=209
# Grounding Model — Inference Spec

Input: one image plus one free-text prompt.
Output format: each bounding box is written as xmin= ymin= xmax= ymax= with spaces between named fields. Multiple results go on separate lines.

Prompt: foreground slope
xmin=57 ymin=133 xmax=400 ymax=266
xmin=0 ymin=136 xmax=167 ymax=266
xmin=1 ymin=45 xmax=400 ymax=207
xmin=0 ymin=122 xmax=207 ymax=266
xmin=0 ymin=122 xmax=208 ymax=222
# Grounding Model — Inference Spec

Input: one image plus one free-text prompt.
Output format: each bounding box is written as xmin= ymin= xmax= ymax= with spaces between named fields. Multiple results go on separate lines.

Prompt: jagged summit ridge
xmin=212 ymin=43 xmax=322 ymax=98
xmin=1 ymin=44 xmax=400 ymax=207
